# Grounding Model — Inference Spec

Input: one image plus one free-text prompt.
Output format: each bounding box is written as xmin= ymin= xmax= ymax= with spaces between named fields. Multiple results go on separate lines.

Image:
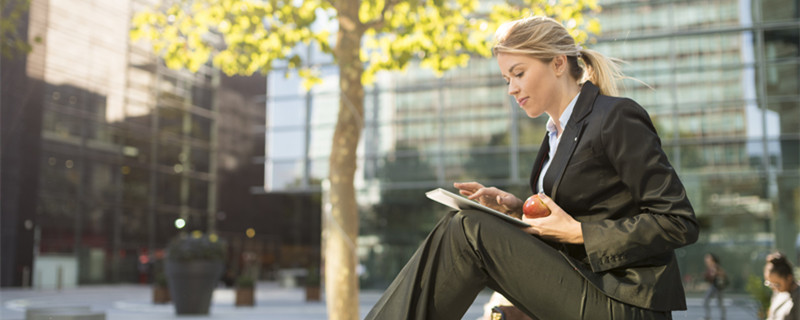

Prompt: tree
xmin=131 ymin=1 xmax=599 ymax=318
xmin=1 ymin=0 xmax=36 ymax=58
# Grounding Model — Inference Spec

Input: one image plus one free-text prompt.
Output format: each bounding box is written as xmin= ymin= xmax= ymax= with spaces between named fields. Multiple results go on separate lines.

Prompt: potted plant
xmin=305 ymin=266 xmax=321 ymax=302
xmin=164 ymin=230 xmax=227 ymax=315
xmin=152 ymin=272 xmax=171 ymax=304
xmin=234 ymin=274 xmax=255 ymax=306
xmin=746 ymin=274 xmax=771 ymax=319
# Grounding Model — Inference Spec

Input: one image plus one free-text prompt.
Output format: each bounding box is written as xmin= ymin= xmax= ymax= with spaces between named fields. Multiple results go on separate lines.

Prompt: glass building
xmin=263 ymin=0 xmax=799 ymax=292
xmin=21 ymin=0 xmax=222 ymax=286
xmin=1 ymin=0 xmax=290 ymax=287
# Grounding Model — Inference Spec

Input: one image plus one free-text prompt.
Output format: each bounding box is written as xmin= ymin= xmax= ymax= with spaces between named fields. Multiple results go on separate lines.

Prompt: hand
xmin=453 ymin=182 xmax=523 ymax=219
xmin=521 ymin=193 xmax=584 ymax=244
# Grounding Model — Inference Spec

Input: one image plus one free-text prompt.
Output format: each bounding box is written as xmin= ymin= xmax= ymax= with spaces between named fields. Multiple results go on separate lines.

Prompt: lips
xmin=516 ymin=97 xmax=529 ymax=106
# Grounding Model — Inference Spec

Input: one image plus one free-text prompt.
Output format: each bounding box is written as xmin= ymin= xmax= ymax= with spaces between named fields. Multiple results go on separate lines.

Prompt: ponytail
xmin=579 ymin=48 xmax=624 ymax=97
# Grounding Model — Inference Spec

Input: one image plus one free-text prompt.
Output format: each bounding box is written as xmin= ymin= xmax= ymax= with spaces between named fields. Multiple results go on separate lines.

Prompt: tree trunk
xmin=326 ymin=2 xmax=364 ymax=320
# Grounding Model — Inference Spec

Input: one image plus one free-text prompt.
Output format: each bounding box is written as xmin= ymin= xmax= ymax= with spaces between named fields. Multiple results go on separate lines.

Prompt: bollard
xmin=22 ymin=266 xmax=30 ymax=287
xmin=57 ymin=265 xmax=63 ymax=290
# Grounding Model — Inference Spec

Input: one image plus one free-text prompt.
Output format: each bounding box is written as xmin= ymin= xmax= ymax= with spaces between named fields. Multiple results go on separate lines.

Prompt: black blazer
xmin=530 ymin=82 xmax=699 ymax=311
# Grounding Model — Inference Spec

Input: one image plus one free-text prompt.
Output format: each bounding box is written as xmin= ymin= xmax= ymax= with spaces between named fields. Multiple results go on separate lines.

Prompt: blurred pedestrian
xmin=703 ymin=253 xmax=726 ymax=320
xmin=764 ymin=252 xmax=800 ymax=320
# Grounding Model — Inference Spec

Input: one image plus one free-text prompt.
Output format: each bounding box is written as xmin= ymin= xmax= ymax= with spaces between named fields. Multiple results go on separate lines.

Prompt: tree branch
xmin=364 ymin=0 xmax=401 ymax=31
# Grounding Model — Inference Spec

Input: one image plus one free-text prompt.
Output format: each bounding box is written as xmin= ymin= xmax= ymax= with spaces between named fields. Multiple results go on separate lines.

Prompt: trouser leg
xmin=365 ymin=210 xmax=672 ymax=320
xmin=365 ymin=211 xmax=486 ymax=320
xmin=458 ymin=210 xmax=671 ymax=320
xmin=703 ymin=288 xmax=712 ymax=319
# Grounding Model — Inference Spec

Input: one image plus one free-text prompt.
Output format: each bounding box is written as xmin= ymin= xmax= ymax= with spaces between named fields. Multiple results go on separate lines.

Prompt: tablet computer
xmin=426 ymin=188 xmax=530 ymax=228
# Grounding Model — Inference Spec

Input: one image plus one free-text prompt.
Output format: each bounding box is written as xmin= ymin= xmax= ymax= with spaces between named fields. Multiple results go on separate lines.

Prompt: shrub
xmin=166 ymin=230 xmax=227 ymax=262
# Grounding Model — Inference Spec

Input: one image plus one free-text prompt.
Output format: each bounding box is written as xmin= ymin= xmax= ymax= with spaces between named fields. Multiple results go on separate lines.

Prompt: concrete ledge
xmin=25 ymin=306 xmax=105 ymax=320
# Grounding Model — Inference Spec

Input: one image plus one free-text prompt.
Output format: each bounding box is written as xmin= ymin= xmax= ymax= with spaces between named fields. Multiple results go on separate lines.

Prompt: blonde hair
xmin=493 ymin=16 xmax=625 ymax=97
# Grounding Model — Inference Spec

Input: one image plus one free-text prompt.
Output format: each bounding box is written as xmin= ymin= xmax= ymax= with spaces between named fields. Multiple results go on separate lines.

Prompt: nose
xmin=507 ymin=80 xmax=519 ymax=96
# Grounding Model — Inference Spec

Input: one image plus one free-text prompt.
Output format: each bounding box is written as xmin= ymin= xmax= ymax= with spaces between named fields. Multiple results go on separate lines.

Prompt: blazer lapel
xmin=529 ymin=132 xmax=550 ymax=194
xmin=542 ymin=82 xmax=601 ymax=200
xmin=542 ymin=122 xmax=586 ymax=199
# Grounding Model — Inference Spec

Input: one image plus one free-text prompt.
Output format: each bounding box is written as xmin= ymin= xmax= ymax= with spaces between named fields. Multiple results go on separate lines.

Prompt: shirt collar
xmin=546 ymin=92 xmax=581 ymax=136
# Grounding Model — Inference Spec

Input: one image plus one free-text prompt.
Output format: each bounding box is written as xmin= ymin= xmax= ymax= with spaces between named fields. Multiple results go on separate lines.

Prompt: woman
xmin=365 ymin=16 xmax=699 ymax=320
xmin=765 ymin=252 xmax=800 ymax=320
xmin=703 ymin=253 xmax=726 ymax=320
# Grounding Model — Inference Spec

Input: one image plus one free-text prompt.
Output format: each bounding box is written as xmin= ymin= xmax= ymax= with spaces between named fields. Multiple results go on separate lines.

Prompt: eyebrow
xmin=507 ymin=62 xmax=524 ymax=74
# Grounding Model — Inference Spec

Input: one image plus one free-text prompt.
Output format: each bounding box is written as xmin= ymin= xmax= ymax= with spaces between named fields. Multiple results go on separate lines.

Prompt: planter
xmin=305 ymin=266 xmax=321 ymax=302
xmin=305 ymin=286 xmax=321 ymax=301
xmin=152 ymin=286 xmax=171 ymax=304
xmin=235 ymin=287 xmax=255 ymax=306
xmin=165 ymin=260 xmax=224 ymax=315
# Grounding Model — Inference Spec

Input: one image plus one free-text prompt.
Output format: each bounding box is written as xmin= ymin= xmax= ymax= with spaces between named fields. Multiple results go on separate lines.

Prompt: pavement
xmin=1 ymin=282 xmax=760 ymax=319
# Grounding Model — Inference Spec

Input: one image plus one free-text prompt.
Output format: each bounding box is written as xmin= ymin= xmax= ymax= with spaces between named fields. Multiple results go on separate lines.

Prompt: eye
xmin=515 ymin=72 xmax=524 ymax=78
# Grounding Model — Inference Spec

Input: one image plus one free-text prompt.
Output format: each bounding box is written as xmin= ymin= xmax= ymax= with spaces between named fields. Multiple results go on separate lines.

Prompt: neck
xmin=547 ymin=82 xmax=581 ymax=133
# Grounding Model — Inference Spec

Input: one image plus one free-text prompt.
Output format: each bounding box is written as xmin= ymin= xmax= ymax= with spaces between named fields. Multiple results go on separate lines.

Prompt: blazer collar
xmin=571 ymin=81 xmax=601 ymax=123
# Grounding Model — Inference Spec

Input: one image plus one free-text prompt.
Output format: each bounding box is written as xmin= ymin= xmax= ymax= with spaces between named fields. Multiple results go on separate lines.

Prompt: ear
xmin=552 ymin=55 xmax=568 ymax=76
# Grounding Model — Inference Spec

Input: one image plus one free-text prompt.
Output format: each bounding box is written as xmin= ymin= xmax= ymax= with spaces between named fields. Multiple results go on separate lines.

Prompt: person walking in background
xmin=364 ymin=15 xmax=699 ymax=320
xmin=764 ymin=252 xmax=800 ymax=320
xmin=703 ymin=253 xmax=726 ymax=320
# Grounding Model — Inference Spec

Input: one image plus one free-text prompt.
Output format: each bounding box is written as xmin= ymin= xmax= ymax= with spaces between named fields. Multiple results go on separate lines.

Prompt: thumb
xmin=537 ymin=192 xmax=554 ymax=207
xmin=496 ymin=195 xmax=512 ymax=210
xmin=497 ymin=194 xmax=517 ymax=206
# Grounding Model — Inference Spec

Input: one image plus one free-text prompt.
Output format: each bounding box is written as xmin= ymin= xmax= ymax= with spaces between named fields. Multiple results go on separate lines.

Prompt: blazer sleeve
xmin=581 ymin=99 xmax=699 ymax=272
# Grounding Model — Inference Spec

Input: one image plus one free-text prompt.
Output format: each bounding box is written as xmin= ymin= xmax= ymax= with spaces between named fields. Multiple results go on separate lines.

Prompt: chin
xmin=525 ymin=109 xmax=546 ymax=118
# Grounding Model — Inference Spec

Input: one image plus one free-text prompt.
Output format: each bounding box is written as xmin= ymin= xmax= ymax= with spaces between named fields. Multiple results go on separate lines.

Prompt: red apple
xmin=523 ymin=194 xmax=551 ymax=219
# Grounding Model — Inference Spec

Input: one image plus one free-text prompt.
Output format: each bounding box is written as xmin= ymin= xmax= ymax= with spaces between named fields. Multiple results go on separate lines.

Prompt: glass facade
xmin=264 ymin=0 xmax=799 ymax=292
xmin=11 ymin=0 xmax=222 ymax=286
xmin=3 ymin=0 xmax=329 ymax=288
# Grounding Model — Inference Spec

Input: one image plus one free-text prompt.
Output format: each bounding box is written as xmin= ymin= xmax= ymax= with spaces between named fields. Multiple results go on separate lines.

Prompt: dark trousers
xmin=364 ymin=210 xmax=673 ymax=320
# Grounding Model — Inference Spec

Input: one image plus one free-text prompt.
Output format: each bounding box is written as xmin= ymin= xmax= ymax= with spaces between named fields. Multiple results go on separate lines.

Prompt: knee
xmin=456 ymin=210 xmax=511 ymax=238
xmin=456 ymin=209 xmax=494 ymax=228
xmin=445 ymin=211 xmax=485 ymax=251
xmin=453 ymin=210 xmax=507 ymax=248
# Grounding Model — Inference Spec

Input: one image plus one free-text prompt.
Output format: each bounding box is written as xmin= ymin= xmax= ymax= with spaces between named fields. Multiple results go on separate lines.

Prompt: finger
xmin=496 ymin=195 xmax=513 ymax=211
xmin=468 ymin=188 xmax=485 ymax=200
xmin=498 ymin=193 xmax=514 ymax=205
xmin=497 ymin=195 xmax=515 ymax=209
xmin=454 ymin=182 xmax=474 ymax=196
xmin=454 ymin=181 xmax=472 ymax=188
xmin=456 ymin=181 xmax=484 ymax=190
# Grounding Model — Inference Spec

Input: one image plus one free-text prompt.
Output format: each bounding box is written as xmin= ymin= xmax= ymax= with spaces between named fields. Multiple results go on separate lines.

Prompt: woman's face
xmin=496 ymin=53 xmax=560 ymax=118
xmin=766 ymin=269 xmax=793 ymax=293
xmin=764 ymin=262 xmax=773 ymax=283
